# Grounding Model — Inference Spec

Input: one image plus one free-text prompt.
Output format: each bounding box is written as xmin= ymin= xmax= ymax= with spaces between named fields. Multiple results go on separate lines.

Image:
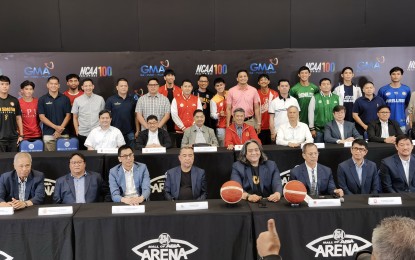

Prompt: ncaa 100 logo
xmin=195 ymin=64 xmax=227 ymax=75
xmin=79 ymin=66 xmax=112 ymax=77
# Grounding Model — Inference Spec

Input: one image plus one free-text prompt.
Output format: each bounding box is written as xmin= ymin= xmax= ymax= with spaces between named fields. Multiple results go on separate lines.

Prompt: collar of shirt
xmin=193 ymin=126 xmax=205 ymax=132
xmin=236 ymin=125 xmax=243 ymax=131
xmin=122 ymin=166 xmax=134 ymax=174
xmin=278 ymin=94 xmax=291 ymax=100
xmin=319 ymin=91 xmax=332 ymax=97
xmin=305 ymin=163 xmax=317 ymax=173
xmin=17 ymin=174 xmax=28 ymax=184
xmin=399 ymin=157 xmax=410 ymax=165
xmin=352 ymin=158 xmax=365 ymax=168
xmin=379 ymin=119 xmax=389 ymax=125
xmin=71 ymin=172 xmax=87 ymax=179
xmin=149 ymin=129 xmax=159 ymax=136
xmin=147 ymin=93 xmax=160 ymax=98
xmin=288 ymin=122 xmax=299 ymax=129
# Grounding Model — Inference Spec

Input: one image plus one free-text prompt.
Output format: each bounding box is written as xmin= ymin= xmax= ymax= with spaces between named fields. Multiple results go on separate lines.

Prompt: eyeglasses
xmin=378 ymin=111 xmax=390 ymax=114
xmin=70 ymin=161 xmax=84 ymax=165
xmin=148 ymin=84 xmax=159 ymax=87
xmin=247 ymin=148 xmax=260 ymax=154
xmin=119 ymin=153 xmax=134 ymax=159
xmin=352 ymin=147 xmax=367 ymax=152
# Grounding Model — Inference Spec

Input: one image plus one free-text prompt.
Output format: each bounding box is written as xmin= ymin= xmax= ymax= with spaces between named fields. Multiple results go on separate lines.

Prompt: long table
xmin=0 ymin=204 xmax=80 ymax=260
xmin=250 ymin=193 xmax=415 ymax=259
xmin=72 ymin=200 xmax=254 ymax=260
xmin=0 ymin=144 xmax=399 ymax=203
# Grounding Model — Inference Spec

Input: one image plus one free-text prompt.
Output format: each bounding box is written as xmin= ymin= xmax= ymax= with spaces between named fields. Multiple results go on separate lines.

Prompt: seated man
xmin=337 ymin=139 xmax=379 ymax=194
xmin=54 ymin=153 xmax=111 ymax=203
xmin=367 ymin=105 xmax=403 ymax=143
xmin=324 ymin=105 xmax=362 ymax=144
xmin=379 ymin=134 xmax=415 ymax=193
xmin=290 ymin=143 xmax=344 ymax=197
xmin=164 ymin=146 xmax=207 ymax=200
xmin=276 ymin=105 xmax=313 ymax=147
xmin=85 ymin=109 xmax=126 ymax=150
xmin=136 ymin=115 xmax=172 ymax=149
xmin=0 ymin=152 xmax=45 ymax=208
xmin=181 ymin=109 xmax=218 ymax=147
xmin=225 ymin=107 xmax=261 ymax=150
xmin=109 ymin=145 xmax=151 ymax=205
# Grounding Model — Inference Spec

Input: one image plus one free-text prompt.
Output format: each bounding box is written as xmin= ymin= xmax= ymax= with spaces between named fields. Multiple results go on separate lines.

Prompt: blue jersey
xmin=378 ymin=84 xmax=411 ymax=127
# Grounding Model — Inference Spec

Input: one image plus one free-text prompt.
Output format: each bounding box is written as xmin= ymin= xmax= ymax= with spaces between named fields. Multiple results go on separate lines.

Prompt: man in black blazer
xmin=367 ymin=105 xmax=403 ymax=143
xmin=337 ymin=139 xmax=379 ymax=194
xmin=324 ymin=105 xmax=362 ymax=144
xmin=379 ymin=135 xmax=415 ymax=193
xmin=136 ymin=115 xmax=172 ymax=149
xmin=0 ymin=152 xmax=45 ymax=209
xmin=290 ymin=143 xmax=343 ymax=197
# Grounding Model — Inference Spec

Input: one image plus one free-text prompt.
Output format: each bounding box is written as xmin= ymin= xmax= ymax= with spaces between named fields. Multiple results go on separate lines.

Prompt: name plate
xmin=112 ymin=205 xmax=145 ymax=214
xmin=314 ymin=143 xmax=325 ymax=149
xmin=344 ymin=141 xmax=352 ymax=147
xmin=142 ymin=147 xmax=166 ymax=154
xmin=38 ymin=206 xmax=73 ymax=216
xmin=368 ymin=197 xmax=402 ymax=205
xmin=194 ymin=146 xmax=217 ymax=153
xmin=97 ymin=148 xmax=118 ymax=154
xmin=234 ymin=145 xmax=243 ymax=151
xmin=0 ymin=207 xmax=14 ymax=215
xmin=308 ymin=199 xmax=341 ymax=207
xmin=176 ymin=201 xmax=208 ymax=211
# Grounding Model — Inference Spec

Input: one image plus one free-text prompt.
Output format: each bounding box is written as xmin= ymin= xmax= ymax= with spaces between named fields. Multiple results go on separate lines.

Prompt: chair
xmin=19 ymin=140 xmax=44 ymax=152
xmin=56 ymin=137 xmax=79 ymax=151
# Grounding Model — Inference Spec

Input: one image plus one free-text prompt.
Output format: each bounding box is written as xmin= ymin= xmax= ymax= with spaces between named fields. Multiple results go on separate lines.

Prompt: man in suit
xmin=337 ymin=139 xmax=379 ymax=194
xmin=181 ymin=109 xmax=218 ymax=147
xmin=290 ymin=143 xmax=343 ymax=197
xmin=367 ymin=105 xmax=403 ymax=143
xmin=0 ymin=152 xmax=45 ymax=209
xmin=324 ymin=105 xmax=362 ymax=144
xmin=53 ymin=153 xmax=111 ymax=204
xmin=164 ymin=146 xmax=207 ymax=200
xmin=379 ymin=134 xmax=415 ymax=193
xmin=109 ymin=145 xmax=151 ymax=205
xmin=136 ymin=115 xmax=172 ymax=149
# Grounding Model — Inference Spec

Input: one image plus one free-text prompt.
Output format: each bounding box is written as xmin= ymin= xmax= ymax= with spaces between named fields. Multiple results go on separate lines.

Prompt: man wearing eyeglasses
xmin=324 ymin=105 xmax=362 ymax=144
xmin=337 ymin=139 xmax=379 ymax=194
xmin=53 ymin=153 xmax=110 ymax=203
xmin=109 ymin=145 xmax=151 ymax=205
xmin=290 ymin=143 xmax=343 ymax=197
xmin=135 ymin=78 xmax=170 ymax=131
xmin=192 ymin=74 xmax=214 ymax=128
xmin=0 ymin=152 xmax=45 ymax=209
xmin=367 ymin=105 xmax=403 ymax=143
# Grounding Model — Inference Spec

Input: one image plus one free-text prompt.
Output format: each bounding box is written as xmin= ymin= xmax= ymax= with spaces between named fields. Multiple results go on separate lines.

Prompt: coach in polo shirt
xmin=226 ymin=70 xmax=261 ymax=133
xmin=72 ymin=78 xmax=105 ymax=150
xmin=38 ymin=76 xmax=71 ymax=151
xmin=135 ymin=78 xmax=170 ymax=131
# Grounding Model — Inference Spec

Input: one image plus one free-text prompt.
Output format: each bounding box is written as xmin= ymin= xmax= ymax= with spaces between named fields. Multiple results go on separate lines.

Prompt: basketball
xmin=220 ymin=181 xmax=243 ymax=204
xmin=283 ymin=180 xmax=307 ymax=204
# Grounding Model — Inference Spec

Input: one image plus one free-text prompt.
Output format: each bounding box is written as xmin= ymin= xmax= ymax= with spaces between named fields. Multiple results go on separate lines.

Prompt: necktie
xmin=310 ymin=169 xmax=317 ymax=196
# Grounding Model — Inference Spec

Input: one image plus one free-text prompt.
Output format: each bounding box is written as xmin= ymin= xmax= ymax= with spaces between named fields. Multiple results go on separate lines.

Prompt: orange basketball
xmin=220 ymin=181 xmax=243 ymax=204
xmin=283 ymin=180 xmax=307 ymax=204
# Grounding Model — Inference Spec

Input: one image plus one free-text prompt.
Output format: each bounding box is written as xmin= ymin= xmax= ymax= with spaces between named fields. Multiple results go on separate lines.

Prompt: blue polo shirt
xmin=105 ymin=94 xmax=137 ymax=135
xmin=352 ymin=95 xmax=386 ymax=134
xmin=38 ymin=92 xmax=71 ymax=135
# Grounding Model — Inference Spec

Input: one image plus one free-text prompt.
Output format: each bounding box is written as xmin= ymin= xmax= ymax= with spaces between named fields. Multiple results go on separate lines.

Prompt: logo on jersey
xmin=306 ymin=229 xmax=371 ymax=257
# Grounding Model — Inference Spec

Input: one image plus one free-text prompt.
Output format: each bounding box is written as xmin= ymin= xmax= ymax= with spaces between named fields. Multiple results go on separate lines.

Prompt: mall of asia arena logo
xmin=44 ymin=178 xmax=56 ymax=196
xmin=24 ymin=61 xmax=54 ymax=79
xmin=356 ymin=56 xmax=385 ymax=72
xmin=150 ymin=175 xmax=166 ymax=194
xmin=305 ymin=62 xmax=335 ymax=73
xmin=249 ymin=58 xmax=279 ymax=75
xmin=79 ymin=66 xmax=112 ymax=77
xmin=0 ymin=250 xmax=13 ymax=260
xmin=306 ymin=229 xmax=371 ymax=258
xmin=407 ymin=60 xmax=415 ymax=71
xmin=195 ymin=64 xmax=227 ymax=75
xmin=132 ymin=233 xmax=198 ymax=260
xmin=140 ymin=60 xmax=170 ymax=77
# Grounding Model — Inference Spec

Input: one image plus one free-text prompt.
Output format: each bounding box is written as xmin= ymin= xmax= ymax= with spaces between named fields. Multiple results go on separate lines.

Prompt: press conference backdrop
xmin=1 ymin=47 xmax=415 ymax=100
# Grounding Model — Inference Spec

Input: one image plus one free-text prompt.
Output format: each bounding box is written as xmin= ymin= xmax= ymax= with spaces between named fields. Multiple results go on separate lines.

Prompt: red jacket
xmin=224 ymin=123 xmax=261 ymax=146
xmin=159 ymin=84 xmax=181 ymax=100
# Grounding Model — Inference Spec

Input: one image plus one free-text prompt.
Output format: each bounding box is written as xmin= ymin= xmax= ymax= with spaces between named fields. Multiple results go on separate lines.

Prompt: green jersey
xmin=310 ymin=93 xmax=340 ymax=132
xmin=289 ymin=82 xmax=319 ymax=124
